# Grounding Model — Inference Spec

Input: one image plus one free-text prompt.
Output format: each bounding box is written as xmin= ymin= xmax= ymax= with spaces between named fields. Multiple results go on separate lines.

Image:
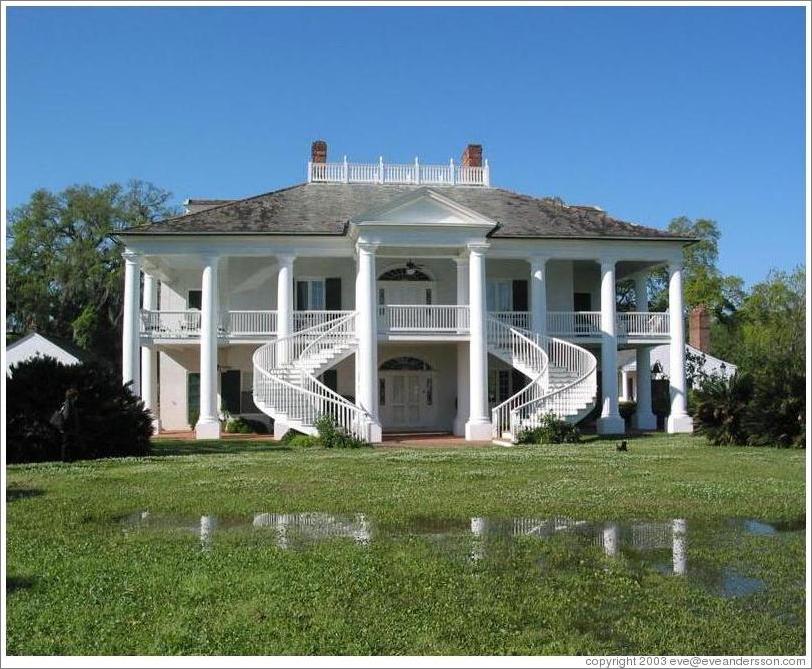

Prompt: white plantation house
xmin=116 ymin=142 xmax=696 ymax=443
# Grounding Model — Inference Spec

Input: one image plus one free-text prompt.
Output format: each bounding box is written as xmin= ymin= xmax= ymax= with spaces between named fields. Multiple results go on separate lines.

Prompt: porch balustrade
xmin=140 ymin=308 xmax=670 ymax=339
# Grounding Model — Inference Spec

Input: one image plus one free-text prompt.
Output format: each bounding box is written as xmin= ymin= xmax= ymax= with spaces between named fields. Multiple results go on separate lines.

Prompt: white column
xmin=597 ymin=259 xmax=624 ymax=434
xmin=465 ymin=243 xmax=492 ymax=440
xmin=619 ymin=370 xmax=630 ymax=401
xmin=602 ymin=523 xmax=619 ymax=558
xmin=196 ymin=255 xmax=220 ymax=439
xmin=633 ymin=345 xmax=657 ymax=430
xmin=276 ymin=254 xmax=295 ymax=364
xmin=634 ymin=272 xmax=649 ymax=312
xmin=672 ymin=518 xmax=687 ymax=575
xmin=355 ymin=242 xmax=382 ymax=442
xmin=529 ymin=256 xmax=548 ymax=335
xmin=453 ymin=258 xmax=470 ymax=436
xmin=141 ymin=272 xmax=160 ymax=434
xmin=121 ymin=251 xmax=141 ymax=396
xmin=667 ymin=263 xmax=693 ymax=432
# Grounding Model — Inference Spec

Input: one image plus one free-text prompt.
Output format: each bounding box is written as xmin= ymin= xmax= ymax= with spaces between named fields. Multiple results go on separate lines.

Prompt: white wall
xmin=6 ymin=334 xmax=82 ymax=375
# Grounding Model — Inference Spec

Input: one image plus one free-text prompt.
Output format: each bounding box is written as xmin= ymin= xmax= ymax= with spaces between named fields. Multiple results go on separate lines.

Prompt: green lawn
xmin=5 ymin=434 xmax=806 ymax=655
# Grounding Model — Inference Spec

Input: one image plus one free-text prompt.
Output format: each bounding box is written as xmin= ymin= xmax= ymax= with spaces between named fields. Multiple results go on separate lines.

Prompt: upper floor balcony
xmin=140 ymin=306 xmax=670 ymax=343
xmin=308 ymin=157 xmax=490 ymax=187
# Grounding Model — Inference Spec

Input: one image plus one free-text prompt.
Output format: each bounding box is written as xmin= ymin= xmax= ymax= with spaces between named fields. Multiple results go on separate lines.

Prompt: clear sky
xmin=6 ymin=5 xmax=807 ymax=285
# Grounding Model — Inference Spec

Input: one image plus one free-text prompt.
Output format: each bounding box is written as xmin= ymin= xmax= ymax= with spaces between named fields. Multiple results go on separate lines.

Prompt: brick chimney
xmin=461 ymin=144 xmax=483 ymax=167
xmin=689 ymin=306 xmax=711 ymax=353
xmin=311 ymin=140 xmax=327 ymax=164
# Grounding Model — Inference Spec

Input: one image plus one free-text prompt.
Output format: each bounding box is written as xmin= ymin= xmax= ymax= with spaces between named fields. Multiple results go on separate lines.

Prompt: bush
xmin=619 ymin=401 xmax=637 ymax=422
xmin=314 ymin=414 xmax=370 ymax=449
xmin=517 ymin=413 xmax=581 ymax=445
xmin=224 ymin=416 xmax=269 ymax=434
xmin=693 ymin=367 xmax=805 ymax=448
xmin=692 ymin=373 xmax=754 ymax=445
xmin=285 ymin=434 xmax=320 ymax=448
xmin=6 ymin=356 xmax=153 ymax=463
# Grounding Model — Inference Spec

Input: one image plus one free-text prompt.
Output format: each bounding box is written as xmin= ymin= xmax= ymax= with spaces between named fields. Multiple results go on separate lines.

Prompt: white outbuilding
xmin=6 ymin=332 xmax=88 ymax=375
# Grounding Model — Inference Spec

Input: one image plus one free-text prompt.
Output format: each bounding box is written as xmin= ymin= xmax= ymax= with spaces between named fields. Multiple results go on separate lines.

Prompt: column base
xmin=667 ymin=414 xmax=694 ymax=434
xmin=273 ymin=419 xmax=290 ymax=441
xmin=151 ymin=418 xmax=161 ymax=436
xmin=367 ymin=422 xmax=383 ymax=444
xmin=195 ymin=417 xmax=221 ymax=440
xmin=465 ymin=420 xmax=493 ymax=441
xmin=632 ymin=411 xmax=657 ymax=431
xmin=597 ymin=415 xmax=626 ymax=435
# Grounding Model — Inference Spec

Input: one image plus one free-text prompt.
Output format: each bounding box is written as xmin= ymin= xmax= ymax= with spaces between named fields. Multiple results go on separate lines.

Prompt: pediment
xmin=351 ymin=188 xmax=495 ymax=229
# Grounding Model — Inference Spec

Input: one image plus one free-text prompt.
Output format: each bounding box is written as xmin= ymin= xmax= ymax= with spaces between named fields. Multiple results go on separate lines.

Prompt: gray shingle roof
xmin=120 ymin=183 xmax=692 ymax=241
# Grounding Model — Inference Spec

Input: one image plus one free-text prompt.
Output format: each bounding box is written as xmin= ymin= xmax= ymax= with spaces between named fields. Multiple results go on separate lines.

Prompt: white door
xmin=380 ymin=371 xmax=436 ymax=429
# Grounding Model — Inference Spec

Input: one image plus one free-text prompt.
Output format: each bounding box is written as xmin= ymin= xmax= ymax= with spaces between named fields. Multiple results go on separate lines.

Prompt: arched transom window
xmin=378 ymin=267 xmax=432 ymax=282
xmin=379 ymin=356 xmax=434 ymax=371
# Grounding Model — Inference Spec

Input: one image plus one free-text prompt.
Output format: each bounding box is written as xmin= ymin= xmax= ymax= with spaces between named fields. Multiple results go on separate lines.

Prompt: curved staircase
xmin=252 ymin=311 xmax=597 ymax=444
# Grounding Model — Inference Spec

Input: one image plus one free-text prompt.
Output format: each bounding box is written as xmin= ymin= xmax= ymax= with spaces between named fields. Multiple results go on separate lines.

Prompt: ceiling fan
xmin=405 ymin=260 xmax=425 ymax=276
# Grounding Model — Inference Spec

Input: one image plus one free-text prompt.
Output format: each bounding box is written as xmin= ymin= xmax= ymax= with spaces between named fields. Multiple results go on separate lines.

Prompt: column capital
xmin=453 ymin=256 xmax=470 ymax=266
xmin=527 ymin=254 xmax=549 ymax=267
xmin=356 ymin=241 xmax=380 ymax=255
xmin=599 ymin=257 xmax=618 ymax=271
xmin=200 ymin=253 xmax=220 ymax=266
xmin=668 ymin=261 xmax=683 ymax=274
xmin=122 ymin=250 xmax=141 ymax=265
xmin=467 ymin=241 xmax=490 ymax=255
xmin=276 ymin=253 xmax=296 ymax=267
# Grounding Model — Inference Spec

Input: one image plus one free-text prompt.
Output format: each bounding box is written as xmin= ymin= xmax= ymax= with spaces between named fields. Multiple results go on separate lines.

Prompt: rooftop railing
xmin=307 ymin=156 xmax=490 ymax=187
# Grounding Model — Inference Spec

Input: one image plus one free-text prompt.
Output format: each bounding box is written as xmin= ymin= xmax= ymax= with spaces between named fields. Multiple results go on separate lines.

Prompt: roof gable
xmin=352 ymin=188 xmax=495 ymax=229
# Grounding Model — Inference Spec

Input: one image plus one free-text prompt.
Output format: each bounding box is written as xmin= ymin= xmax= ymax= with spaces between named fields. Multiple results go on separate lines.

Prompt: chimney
xmin=461 ymin=143 xmax=483 ymax=167
xmin=689 ymin=306 xmax=711 ymax=353
xmin=311 ymin=140 xmax=327 ymax=164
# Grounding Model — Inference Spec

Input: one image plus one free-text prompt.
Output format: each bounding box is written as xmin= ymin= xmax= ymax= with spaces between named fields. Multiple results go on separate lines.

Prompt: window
xmin=188 ymin=290 xmax=202 ymax=311
xmin=379 ymin=378 xmax=386 ymax=406
xmin=220 ymin=370 xmax=241 ymax=414
xmin=487 ymin=280 xmax=513 ymax=312
xmin=296 ymin=279 xmax=325 ymax=310
xmin=379 ymin=357 xmax=433 ymax=371
xmin=187 ymin=372 xmax=200 ymax=425
xmin=378 ymin=267 xmax=432 ymax=281
xmin=574 ymin=292 xmax=592 ymax=311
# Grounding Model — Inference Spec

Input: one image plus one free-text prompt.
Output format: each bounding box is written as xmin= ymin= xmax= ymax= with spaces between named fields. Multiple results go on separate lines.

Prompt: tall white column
xmin=634 ymin=272 xmax=649 ymax=312
xmin=454 ymin=257 xmax=470 ymax=436
xmin=529 ymin=256 xmax=548 ymax=335
xmin=466 ymin=243 xmax=492 ymax=440
xmin=355 ymin=243 xmax=382 ymax=442
xmin=276 ymin=254 xmax=295 ymax=364
xmin=196 ymin=255 xmax=220 ymax=439
xmin=633 ymin=346 xmax=657 ymax=430
xmin=121 ymin=251 xmax=141 ymax=396
xmin=667 ymin=263 xmax=693 ymax=433
xmin=597 ymin=259 xmax=624 ymax=434
xmin=141 ymin=272 xmax=160 ymax=434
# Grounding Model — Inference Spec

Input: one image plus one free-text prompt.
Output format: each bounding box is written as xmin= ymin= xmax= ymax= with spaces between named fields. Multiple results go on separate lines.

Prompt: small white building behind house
xmin=5 ymin=332 xmax=88 ymax=375
xmin=616 ymin=306 xmax=738 ymax=403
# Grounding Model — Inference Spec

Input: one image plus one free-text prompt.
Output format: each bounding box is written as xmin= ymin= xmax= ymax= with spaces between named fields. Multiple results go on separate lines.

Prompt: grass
xmin=5 ymin=434 xmax=806 ymax=655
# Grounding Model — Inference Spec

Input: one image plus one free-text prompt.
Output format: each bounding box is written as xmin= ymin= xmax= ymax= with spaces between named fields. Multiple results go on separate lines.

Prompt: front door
xmin=378 ymin=281 xmax=433 ymax=306
xmin=379 ymin=370 xmax=436 ymax=429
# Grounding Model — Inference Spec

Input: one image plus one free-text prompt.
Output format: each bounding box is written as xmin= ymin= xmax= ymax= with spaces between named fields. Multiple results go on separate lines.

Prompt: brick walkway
xmin=154 ymin=430 xmax=488 ymax=448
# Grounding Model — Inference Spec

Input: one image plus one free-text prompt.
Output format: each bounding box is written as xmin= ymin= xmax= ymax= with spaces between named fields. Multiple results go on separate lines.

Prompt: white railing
xmin=308 ymin=157 xmax=490 ymax=187
xmin=502 ymin=339 xmax=598 ymax=442
xmin=223 ymin=310 xmax=277 ymax=335
xmin=378 ymin=305 xmax=470 ymax=333
xmin=294 ymin=310 xmax=352 ymax=332
xmin=140 ymin=310 xmax=202 ymax=338
xmin=547 ymin=311 xmax=602 ymax=337
xmin=486 ymin=318 xmax=550 ymax=441
xmin=252 ymin=313 xmax=371 ymax=441
xmin=616 ymin=311 xmax=670 ymax=337
xmin=491 ymin=311 xmax=530 ymax=330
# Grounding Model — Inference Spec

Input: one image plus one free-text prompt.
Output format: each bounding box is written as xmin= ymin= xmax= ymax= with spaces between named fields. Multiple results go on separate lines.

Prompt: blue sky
xmin=6 ymin=6 xmax=806 ymax=285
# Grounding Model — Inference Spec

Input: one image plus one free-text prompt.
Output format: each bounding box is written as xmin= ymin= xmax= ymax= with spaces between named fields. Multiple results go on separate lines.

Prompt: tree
xmin=6 ymin=181 xmax=178 ymax=365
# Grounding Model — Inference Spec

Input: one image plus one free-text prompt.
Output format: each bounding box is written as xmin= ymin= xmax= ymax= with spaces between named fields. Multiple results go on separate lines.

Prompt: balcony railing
xmin=308 ymin=157 xmax=490 ymax=187
xmin=378 ymin=305 xmax=470 ymax=333
xmin=141 ymin=309 xmax=670 ymax=339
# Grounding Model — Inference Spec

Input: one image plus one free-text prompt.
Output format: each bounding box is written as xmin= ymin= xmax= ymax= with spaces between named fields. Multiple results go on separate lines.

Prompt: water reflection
xmin=121 ymin=511 xmax=802 ymax=598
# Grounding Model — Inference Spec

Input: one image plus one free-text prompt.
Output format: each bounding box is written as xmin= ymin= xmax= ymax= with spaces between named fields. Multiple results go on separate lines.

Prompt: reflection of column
xmin=276 ymin=514 xmax=289 ymax=549
xmin=672 ymin=518 xmax=687 ymax=575
xmin=602 ymin=523 xmax=619 ymax=557
xmin=200 ymin=515 xmax=216 ymax=552
xmin=470 ymin=517 xmax=487 ymax=562
xmin=353 ymin=514 xmax=371 ymax=545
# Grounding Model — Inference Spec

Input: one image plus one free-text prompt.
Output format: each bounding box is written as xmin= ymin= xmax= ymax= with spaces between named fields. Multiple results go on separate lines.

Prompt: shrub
xmin=619 ymin=401 xmax=637 ymax=422
xmin=286 ymin=434 xmax=320 ymax=448
xmin=742 ymin=363 xmax=805 ymax=448
xmin=223 ymin=416 xmax=269 ymax=434
xmin=314 ymin=414 xmax=370 ymax=448
xmin=517 ymin=413 xmax=581 ymax=445
xmin=280 ymin=428 xmax=307 ymax=444
xmin=692 ymin=372 xmax=754 ymax=445
xmin=6 ymin=356 xmax=152 ymax=463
